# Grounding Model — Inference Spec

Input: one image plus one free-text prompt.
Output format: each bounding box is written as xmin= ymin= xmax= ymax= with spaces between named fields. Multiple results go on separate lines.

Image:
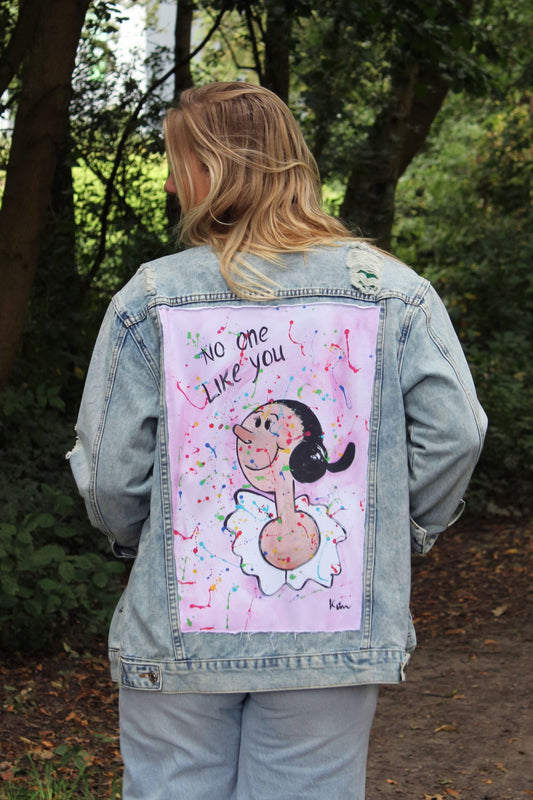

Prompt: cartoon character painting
xmin=225 ymin=399 xmax=356 ymax=595
xmin=158 ymin=301 xmax=380 ymax=631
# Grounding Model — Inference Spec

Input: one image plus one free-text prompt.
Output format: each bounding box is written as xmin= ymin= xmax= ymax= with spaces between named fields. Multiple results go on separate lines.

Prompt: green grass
xmin=1 ymin=751 xmax=121 ymax=800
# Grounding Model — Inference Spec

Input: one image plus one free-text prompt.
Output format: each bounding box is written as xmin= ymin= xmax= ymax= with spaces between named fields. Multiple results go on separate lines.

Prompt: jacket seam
xmin=112 ymin=284 xmax=430 ymax=328
xmin=420 ymin=297 xmax=487 ymax=456
xmin=88 ymin=315 xmax=129 ymax=537
xmin=114 ymin=646 xmax=408 ymax=665
xmin=360 ymin=309 xmax=384 ymax=649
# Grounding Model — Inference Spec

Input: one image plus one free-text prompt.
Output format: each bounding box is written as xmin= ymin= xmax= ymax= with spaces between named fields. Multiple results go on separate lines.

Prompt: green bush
xmin=0 ymin=491 xmax=125 ymax=652
xmin=0 ymin=381 xmax=125 ymax=652
xmin=394 ymin=94 xmax=533 ymax=510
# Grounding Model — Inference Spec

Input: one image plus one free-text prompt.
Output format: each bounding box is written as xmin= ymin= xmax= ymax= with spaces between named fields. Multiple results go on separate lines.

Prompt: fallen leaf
xmin=386 ymin=779 xmax=398 ymax=785
xmin=492 ymin=604 xmax=508 ymax=617
xmin=31 ymin=749 xmax=55 ymax=761
xmin=63 ymin=641 xmax=80 ymax=657
xmin=0 ymin=767 xmax=14 ymax=782
xmin=434 ymin=724 xmax=457 ymax=733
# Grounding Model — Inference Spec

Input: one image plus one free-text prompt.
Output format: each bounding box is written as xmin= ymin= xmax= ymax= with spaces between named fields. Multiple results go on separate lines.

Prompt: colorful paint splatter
xmin=159 ymin=303 xmax=380 ymax=633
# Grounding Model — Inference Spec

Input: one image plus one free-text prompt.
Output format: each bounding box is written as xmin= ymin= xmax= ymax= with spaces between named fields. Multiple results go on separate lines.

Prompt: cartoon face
xmin=233 ymin=402 xmax=304 ymax=491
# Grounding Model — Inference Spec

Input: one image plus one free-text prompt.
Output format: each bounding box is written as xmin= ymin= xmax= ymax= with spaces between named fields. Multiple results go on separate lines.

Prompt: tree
xmin=341 ymin=0 xmax=487 ymax=248
xmin=197 ymin=0 xmax=499 ymax=248
xmin=291 ymin=0 xmax=497 ymax=248
xmin=0 ymin=0 xmax=91 ymax=390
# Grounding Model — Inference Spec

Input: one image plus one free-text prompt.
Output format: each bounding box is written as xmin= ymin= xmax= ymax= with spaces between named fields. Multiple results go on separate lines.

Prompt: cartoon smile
xmin=232 ymin=411 xmax=292 ymax=481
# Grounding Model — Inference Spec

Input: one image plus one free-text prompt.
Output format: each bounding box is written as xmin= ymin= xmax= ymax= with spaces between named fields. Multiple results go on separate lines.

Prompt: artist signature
xmin=329 ymin=599 xmax=351 ymax=611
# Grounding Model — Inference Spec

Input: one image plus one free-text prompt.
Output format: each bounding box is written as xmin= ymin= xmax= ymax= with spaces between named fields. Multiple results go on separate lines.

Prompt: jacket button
xmin=148 ymin=671 xmax=158 ymax=684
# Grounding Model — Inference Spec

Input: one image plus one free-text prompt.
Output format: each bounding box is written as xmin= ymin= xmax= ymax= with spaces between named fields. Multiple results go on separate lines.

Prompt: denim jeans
xmin=119 ymin=684 xmax=379 ymax=800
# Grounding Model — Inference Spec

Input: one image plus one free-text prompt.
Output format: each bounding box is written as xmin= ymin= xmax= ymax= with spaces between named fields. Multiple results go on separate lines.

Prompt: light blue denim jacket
xmin=68 ymin=242 xmax=487 ymax=693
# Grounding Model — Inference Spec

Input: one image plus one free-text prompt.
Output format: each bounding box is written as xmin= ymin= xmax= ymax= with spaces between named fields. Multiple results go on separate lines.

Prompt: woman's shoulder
xmin=342 ymin=241 xmax=429 ymax=304
xmin=111 ymin=245 xmax=223 ymax=315
xmin=137 ymin=245 xmax=220 ymax=289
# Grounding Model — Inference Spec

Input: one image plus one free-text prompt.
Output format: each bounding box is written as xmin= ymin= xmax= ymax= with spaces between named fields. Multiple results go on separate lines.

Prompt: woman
xmin=68 ymin=82 xmax=487 ymax=800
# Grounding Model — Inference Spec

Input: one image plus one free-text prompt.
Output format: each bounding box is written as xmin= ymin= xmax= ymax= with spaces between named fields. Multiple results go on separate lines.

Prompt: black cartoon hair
xmin=274 ymin=399 xmax=355 ymax=483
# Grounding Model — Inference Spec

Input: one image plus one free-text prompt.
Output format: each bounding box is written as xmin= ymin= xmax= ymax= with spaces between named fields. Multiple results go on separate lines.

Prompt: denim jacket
xmin=68 ymin=242 xmax=487 ymax=693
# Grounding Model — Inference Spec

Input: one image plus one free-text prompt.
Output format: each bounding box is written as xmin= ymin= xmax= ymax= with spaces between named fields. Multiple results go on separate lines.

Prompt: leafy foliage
xmin=394 ymin=93 xmax=533 ymax=508
xmin=0 ymin=384 xmax=125 ymax=652
xmin=69 ymin=1 xmax=173 ymax=293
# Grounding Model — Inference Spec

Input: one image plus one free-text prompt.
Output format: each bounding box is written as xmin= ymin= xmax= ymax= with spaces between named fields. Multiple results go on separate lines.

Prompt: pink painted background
xmin=159 ymin=302 xmax=380 ymax=633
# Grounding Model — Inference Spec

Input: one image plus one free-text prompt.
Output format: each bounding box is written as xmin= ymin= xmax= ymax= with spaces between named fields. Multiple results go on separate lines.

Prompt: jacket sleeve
xmin=399 ymin=282 xmax=487 ymax=554
xmin=67 ymin=301 xmax=159 ymax=557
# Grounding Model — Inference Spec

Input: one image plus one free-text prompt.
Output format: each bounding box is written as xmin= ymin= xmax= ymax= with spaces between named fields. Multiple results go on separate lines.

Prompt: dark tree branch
xmin=84 ymin=157 xmax=159 ymax=237
xmin=0 ymin=86 xmax=20 ymax=116
xmin=84 ymin=4 xmax=227 ymax=291
xmin=174 ymin=0 xmax=194 ymax=98
xmin=217 ymin=23 xmax=256 ymax=74
xmin=243 ymin=3 xmax=264 ymax=84
xmin=264 ymin=0 xmax=291 ymax=103
xmin=0 ymin=0 xmax=43 ymax=98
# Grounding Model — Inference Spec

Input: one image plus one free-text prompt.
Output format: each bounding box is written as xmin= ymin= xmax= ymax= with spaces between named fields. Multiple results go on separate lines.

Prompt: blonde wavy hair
xmin=164 ymin=81 xmax=353 ymax=300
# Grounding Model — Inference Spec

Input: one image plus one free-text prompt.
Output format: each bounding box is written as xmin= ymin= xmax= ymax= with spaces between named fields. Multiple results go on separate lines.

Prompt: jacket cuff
xmin=410 ymin=499 xmax=466 ymax=555
xmin=110 ymin=539 xmax=138 ymax=559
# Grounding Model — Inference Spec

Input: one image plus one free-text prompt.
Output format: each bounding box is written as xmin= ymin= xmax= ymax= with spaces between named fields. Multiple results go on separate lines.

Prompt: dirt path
xmin=367 ymin=625 xmax=533 ymax=798
xmin=1 ymin=516 xmax=532 ymax=798
xmin=367 ymin=514 xmax=533 ymax=799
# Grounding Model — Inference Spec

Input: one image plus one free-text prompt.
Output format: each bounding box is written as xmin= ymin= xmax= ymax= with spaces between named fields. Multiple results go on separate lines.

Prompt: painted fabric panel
xmin=159 ymin=303 xmax=380 ymax=634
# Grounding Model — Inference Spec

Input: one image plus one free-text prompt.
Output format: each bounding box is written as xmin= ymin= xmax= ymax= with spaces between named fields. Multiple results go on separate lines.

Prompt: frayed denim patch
xmin=347 ymin=242 xmax=383 ymax=294
xmin=143 ymin=266 xmax=157 ymax=296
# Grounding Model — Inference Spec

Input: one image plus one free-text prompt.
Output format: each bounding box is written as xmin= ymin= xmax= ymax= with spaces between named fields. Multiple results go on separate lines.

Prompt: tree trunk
xmin=0 ymin=0 xmax=42 ymax=99
xmin=34 ymin=122 xmax=80 ymax=318
xmin=167 ymin=0 xmax=195 ymax=229
xmin=263 ymin=0 xmax=291 ymax=104
xmin=340 ymin=0 xmax=474 ymax=250
xmin=0 ymin=0 xmax=90 ymax=389
xmin=174 ymin=0 xmax=194 ymax=99
xmin=340 ymin=64 xmax=449 ymax=250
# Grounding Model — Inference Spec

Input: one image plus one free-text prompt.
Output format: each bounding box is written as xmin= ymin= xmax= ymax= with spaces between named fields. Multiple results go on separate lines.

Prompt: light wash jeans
xmin=119 ymin=684 xmax=378 ymax=800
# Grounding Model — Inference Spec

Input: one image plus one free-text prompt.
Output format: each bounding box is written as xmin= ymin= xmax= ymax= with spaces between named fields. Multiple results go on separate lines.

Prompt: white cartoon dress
xmin=226 ymin=490 xmax=347 ymax=595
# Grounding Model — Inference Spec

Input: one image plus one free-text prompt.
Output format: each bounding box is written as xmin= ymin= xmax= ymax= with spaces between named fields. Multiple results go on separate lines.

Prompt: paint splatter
xmin=176 ymin=380 xmax=208 ymax=410
xmin=288 ymin=320 xmax=306 ymax=356
xmin=344 ymin=329 xmax=361 ymax=374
